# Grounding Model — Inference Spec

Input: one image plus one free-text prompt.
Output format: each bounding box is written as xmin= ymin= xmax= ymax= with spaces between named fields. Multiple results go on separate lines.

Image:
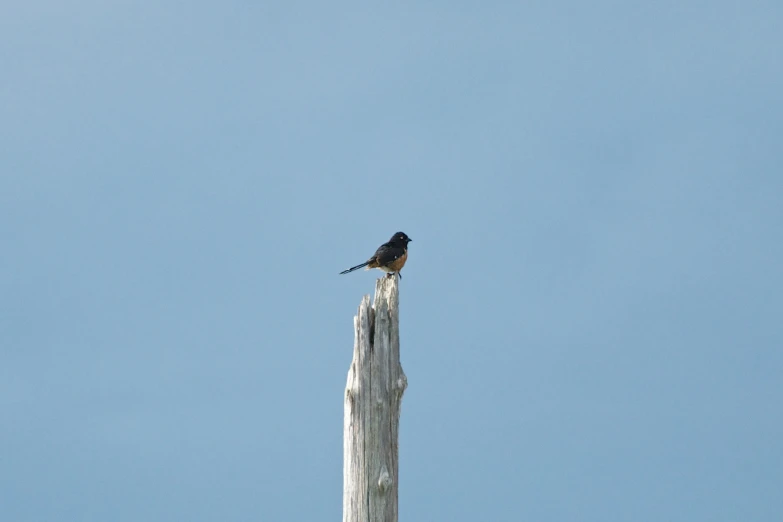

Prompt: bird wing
xmin=373 ymin=242 xmax=406 ymax=267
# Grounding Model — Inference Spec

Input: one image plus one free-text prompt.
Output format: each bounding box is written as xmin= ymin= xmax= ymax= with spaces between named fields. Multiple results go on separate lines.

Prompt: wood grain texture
xmin=344 ymin=276 xmax=407 ymax=522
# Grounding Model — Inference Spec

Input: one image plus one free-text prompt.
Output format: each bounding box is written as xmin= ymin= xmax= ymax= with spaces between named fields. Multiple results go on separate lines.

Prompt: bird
xmin=340 ymin=232 xmax=412 ymax=279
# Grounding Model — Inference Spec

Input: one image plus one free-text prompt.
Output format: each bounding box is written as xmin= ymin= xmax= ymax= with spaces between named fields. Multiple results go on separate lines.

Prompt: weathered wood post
xmin=343 ymin=275 xmax=407 ymax=522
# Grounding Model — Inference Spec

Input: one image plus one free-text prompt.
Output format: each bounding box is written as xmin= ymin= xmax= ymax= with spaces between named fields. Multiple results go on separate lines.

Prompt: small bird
xmin=340 ymin=232 xmax=412 ymax=278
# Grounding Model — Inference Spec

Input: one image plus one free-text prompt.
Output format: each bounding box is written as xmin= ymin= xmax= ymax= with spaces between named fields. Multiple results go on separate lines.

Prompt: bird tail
xmin=340 ymin=261 xmax=370 ymax=275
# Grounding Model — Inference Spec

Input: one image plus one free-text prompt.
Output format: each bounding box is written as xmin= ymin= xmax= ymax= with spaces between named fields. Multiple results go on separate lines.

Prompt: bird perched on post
xmin=339 ymin=232 xmax=412 ymax=279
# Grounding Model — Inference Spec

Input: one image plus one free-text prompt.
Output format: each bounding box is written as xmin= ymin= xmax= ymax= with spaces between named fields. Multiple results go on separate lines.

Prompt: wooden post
xmin=343 ymin=275 xmax=407 ymax=522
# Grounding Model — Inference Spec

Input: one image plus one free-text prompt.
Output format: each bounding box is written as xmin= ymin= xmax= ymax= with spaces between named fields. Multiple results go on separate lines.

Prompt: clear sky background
xmin=2 ymin=2 xmax=781 ymax=521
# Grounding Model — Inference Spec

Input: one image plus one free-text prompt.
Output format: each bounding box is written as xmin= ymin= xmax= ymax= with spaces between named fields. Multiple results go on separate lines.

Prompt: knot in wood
xmin=377 ymin=465 xmax=392 ymax=492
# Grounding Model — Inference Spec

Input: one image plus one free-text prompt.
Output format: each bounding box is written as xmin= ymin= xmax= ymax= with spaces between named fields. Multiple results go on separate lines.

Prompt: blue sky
xmin=2 ymin=2 xmax=781 ymax=521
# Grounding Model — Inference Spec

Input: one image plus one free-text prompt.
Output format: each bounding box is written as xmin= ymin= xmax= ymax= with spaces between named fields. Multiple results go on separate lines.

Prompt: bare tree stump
xmin=343 ymin=276 xmax=407 ymax=522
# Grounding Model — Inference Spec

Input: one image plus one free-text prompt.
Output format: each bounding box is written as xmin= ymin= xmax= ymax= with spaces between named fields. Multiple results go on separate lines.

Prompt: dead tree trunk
xmin=343 ymin=276 xmax=407 ymax=522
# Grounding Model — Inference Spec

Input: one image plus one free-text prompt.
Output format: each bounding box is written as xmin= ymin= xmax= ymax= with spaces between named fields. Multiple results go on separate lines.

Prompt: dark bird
xmin=340 ymin=232 xmax=412 ymax=278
